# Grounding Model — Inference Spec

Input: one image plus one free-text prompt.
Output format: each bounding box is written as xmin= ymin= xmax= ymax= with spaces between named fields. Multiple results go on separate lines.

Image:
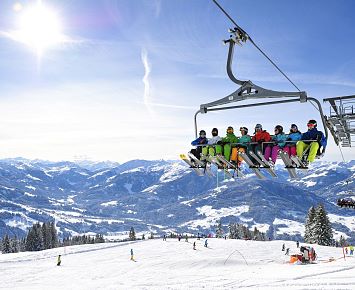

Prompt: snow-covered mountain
xmin=0 ymin=158 xmax=354 ymax=242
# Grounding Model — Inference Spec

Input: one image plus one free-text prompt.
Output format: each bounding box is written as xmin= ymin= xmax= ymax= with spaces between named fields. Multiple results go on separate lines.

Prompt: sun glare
xmin=12 ymin=1 xmax=64 ymax=56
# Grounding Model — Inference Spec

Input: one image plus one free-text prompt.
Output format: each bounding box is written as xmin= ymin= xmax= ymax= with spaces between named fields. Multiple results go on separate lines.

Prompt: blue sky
xmin=0 ymin=0 xmax=354 ymax=162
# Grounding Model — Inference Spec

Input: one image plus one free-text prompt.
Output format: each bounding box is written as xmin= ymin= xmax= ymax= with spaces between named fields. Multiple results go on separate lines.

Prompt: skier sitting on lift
xmin=296 ymin=119 xmax=327 ymax=165
xmin=190 ymin=130 xmax=208 ymax=162
xmin=202 ymin=128 xmax=222 ymax=158
xmin=219 ymin=126 xmax=239 ymax=161
xmin=284 ymin=124 xmax=302 ymax=157
xmin=230 ymin=127 xmax=251 ymax=167
xmin=264 ymin=125 xmax=288 ymax=166
xmin=251 ymin=124 xmax=271 ymax=160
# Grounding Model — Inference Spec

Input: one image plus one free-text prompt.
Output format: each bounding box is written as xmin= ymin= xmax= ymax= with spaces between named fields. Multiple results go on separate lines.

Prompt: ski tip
xmin=180 ymin=154 xmax=187 ymax=159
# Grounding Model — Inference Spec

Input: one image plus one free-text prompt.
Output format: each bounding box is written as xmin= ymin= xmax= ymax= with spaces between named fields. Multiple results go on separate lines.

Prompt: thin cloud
xmin=148 ymin=102 xmax=196 ymax=110
xmin=153 ymin=0 xmax=162 ymax=18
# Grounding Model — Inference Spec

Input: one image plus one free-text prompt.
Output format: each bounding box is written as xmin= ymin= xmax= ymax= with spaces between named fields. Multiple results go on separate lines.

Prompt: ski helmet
xmin=291 ymin=124 xmax=298 ymax=130
xmin=307 ymin=119 xmax=317 ymax=128
xmin=255 ymin=124 xmax=262 ymax=131
xmin=212 ymin=128 xmax=218 ymax=136
xmin=227 ymin=126 xmax=234 ymax=133
xmin=274 ymin=125 xmax=283 ymax=133
xmin=240 ymin=127 xmax=248 ymax=134
xmin=199 ymin=130 xmax=206 ymax=136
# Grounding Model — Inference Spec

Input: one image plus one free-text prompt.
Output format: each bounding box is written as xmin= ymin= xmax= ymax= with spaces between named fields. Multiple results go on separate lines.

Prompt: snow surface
xmin=101 ymin=201 xmax=118 ymax=207
xmin=181 ymin=205 xmax=249 ymax=229
xmin=0 ymin=239 xmax=354 ymax=289
xmin=26 ymin=174 xmax=42 ymax=181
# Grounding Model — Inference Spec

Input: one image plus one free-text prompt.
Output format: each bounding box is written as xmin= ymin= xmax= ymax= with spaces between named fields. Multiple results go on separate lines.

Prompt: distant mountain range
xmin=0 ymin=158 xmax=354 ymax=243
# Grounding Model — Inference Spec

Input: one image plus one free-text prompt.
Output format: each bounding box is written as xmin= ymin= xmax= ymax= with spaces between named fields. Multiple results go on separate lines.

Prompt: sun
xmin=11 ymin=1 xmax=65 ymax=56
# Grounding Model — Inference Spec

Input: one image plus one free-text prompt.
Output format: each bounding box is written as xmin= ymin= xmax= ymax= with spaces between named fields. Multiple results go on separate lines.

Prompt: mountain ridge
xmin=0 ymin=158 xmax=354 ymax=243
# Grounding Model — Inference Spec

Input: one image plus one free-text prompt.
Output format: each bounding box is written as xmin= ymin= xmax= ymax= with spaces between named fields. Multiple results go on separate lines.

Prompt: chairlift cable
xmin=337 ymin=143 xmax=346 ymax=163
xmin=212 ymin=0 xmax=302 ymax=92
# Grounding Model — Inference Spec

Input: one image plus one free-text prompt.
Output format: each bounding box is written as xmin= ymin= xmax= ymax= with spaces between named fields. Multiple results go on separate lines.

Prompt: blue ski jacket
xmin=191 ymin=137 xmax=208 ymax=146
xmin=287 ymin=131 xmax=302 ymax=142
xmin=301 ymin=128 xmax=327 ymax=149
xmin=239 ymin=135 xmax=252 ymax=144
xmin=272 ymin=133 xmax=288 ymax=148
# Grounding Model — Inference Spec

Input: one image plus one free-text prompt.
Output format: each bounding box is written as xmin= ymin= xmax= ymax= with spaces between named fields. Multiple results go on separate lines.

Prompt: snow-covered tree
xmin=129 ymin=227 xmax=136 ymax=241
xmin=228 ymin=223 xmax=238 ymax=239
xmin=10 ymin=236 xmax=19 ymax=253
xmin=215 ymin=220 xmax=224 ymax=238
xmin=313 ymin=204 xmax=333 ymax=246
xmin=50 ymin=221 xmax=58 ymax=248
xmin=304 ymin=206 xmax=316 ymax=243
xmin=42 ymin=223 xmax=51 ymax=249
xmin=266 ymin=223 xmax=276 ymax=240
xmin=2 ymin=234 xmax=11 ymax=254
xmin=339 ymin=235 xmax=347 ymax=247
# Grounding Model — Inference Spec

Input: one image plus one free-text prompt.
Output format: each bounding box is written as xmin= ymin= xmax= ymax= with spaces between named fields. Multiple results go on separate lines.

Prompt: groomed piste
xmin=1 ymin=238 xmax=354 ymax=289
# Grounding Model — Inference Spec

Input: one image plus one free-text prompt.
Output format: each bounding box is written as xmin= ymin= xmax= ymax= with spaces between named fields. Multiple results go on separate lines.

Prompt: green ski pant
xmin=296 ymin=141 xmax=319 ymax=162
xmin=202 ymin=145 xmax=223 ymax=157
xmin=223 ymin=144 xmax=233 ymax=161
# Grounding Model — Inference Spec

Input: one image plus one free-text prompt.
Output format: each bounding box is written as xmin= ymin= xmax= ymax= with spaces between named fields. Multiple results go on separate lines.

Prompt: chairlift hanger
xmin=194 ymin=0 xmax=329 ymax=146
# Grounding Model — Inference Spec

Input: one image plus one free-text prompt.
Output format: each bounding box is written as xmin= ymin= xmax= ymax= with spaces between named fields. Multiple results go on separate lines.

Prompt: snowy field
xmin=1 ymin=239 xmax=354 ymax=289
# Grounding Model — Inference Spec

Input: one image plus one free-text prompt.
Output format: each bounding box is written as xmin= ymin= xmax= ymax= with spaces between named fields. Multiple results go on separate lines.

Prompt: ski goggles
xmin=307 ymin=123 xmax=316 ymax=128
xmin=240 ymin=127 xmax=247 ymax=131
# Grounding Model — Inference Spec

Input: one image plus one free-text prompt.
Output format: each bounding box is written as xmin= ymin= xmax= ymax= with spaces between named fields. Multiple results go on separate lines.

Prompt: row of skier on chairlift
xmin=189 ymin=119 xmax=327 ymax=168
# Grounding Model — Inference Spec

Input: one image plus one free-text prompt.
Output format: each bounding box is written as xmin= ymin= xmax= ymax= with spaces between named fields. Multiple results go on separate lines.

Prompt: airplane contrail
xmin=141 ymin=48 xmax=154 ymax=114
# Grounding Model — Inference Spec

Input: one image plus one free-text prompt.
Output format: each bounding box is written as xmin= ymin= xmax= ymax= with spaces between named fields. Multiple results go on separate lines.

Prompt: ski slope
xmin=0 ymin=239 xmax=354 ymax=289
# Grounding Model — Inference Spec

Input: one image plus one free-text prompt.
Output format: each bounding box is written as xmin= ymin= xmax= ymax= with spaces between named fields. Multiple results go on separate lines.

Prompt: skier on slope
xmin=57 ymin=255 xmax=61 ymax=266
xmin=296 ymin=241 xmax=300 ymax=248
xmin=296 ymin=119 xmax=327 ymax=165
xmin=282 ymin=243 xmax=285 ymax=251
xmin=193 ymin=241 xmax=196 ymax=250
xmin=130 ymin=249 xmax=134 ymax=261
xmin=204 ymin=239 xmax=208 ymax=247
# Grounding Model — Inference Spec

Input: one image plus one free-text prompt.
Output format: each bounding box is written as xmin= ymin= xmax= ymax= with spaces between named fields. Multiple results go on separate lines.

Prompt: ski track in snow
xmin=1 ymin=239 xmax=354 ymax=289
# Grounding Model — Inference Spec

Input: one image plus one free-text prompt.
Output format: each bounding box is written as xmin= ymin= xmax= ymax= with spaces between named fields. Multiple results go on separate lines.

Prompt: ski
xmin=216 ymin=155 xmax=236 ymax=169
xmin=204 ymin=163 xmax=215 ymax=177
xmin=205 ymin=156 xmax=224 ymax=171
xmin=279 ymin=151 xmax=298 ymax=179
xmin=180 ymin=154 xmax=204 ymax=176
xmin=187 ymin=152 xmax=206 ymax=167
xmin=239 ymin=152 xmax=265 ymax=179
xmin=223 ymin=168 xmax=234 ymax=178
xmin=290 ymin=155 xmax=308 ymax=170
xmin=187 ymin=152 xmax=214 ymax=177
xmin=216 ymin=155 xmax=244 ymax=178
xmin=255 ymin=151 xmax=277 ymax=178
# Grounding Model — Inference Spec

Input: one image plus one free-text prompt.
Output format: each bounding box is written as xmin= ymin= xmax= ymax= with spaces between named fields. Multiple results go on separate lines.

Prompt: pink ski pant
xmin=264 ymin=145 xmax=296 ymax=163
